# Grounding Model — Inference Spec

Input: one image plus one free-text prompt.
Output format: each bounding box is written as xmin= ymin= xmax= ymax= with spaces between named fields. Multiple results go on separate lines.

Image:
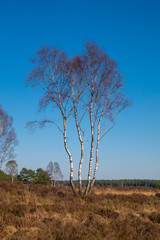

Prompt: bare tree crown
xmin=26 ymin=41 xmax=130 ymax=195
xmin=5 ymin=160 xmax=18 ymax=183
xmin=0 ymin=105 xmax=18 ymax=170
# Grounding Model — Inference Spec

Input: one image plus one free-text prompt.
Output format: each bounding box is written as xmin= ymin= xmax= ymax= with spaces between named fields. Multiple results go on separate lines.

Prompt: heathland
xmin=0 ymin=182 xmax=160 ymax=240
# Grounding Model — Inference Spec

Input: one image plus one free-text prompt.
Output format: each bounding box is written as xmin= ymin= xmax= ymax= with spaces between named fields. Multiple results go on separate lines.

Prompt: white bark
xmin=78 ymin=140 xmax=84 ymax=194
xmin=85 ymin=102 xmax=94 ymax=195
xmin=75 ymin=113 xmax=84 ymax=194
xmin=70 ymin=82 xmax=85 ymax=194
xmin=89 ymin=120 xmax=100 ymax=193
xmin=73 ymin=110 xmax=84 ymax=194
xmin=63 ymin=117 xmax=76 ymax=195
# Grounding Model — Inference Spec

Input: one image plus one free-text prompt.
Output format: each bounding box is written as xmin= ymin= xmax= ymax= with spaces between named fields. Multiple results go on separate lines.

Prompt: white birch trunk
xmin=78 ymin=140 xmax=84 ymax=194
xmin=63 ymin=117 xmax=76 ymax=195
xmin=74 ymin=111 xmax=84 ymax=194
xmin=85 ymin=107 xmax=94 ymax=195
xmin=89 ymin=120 xmax=100 ymax=193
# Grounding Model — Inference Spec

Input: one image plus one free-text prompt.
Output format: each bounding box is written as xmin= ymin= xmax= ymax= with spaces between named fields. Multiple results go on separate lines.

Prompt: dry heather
xmin=0 ymin=182 xmax=160 ymax=240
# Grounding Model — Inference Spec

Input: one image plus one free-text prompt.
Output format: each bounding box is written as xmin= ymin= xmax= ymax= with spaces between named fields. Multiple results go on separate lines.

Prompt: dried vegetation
xmin=0 ymin=182 xmax=160 ymax=239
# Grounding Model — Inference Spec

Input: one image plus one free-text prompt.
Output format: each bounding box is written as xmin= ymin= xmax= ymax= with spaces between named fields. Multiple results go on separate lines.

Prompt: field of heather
xmin=0 ymin=182 xmax=160 ymax=240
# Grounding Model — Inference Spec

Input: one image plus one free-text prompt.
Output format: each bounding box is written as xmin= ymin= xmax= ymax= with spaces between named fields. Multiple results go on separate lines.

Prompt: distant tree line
xmin=57 ymin=179 xmax=160 ymax=188
xmin=93 ymin=179 xmax=160 ymax=188
xmin=1 ymin=164 xmax=160 ymax=188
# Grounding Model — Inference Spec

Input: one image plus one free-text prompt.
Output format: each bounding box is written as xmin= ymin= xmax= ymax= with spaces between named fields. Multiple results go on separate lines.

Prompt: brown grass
xmin=93 ymin=186 xmax=159 ymax=196
xmin=0 ymin=182 xmax=160 ymax=240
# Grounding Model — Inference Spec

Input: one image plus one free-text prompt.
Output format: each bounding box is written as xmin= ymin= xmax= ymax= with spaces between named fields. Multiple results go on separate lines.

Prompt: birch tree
xmin=0 ymin=105 xmax=18 ymax=170
xmin=26 ymin=47 xmax=76 ymax=194
xmin=26 ymin=42 xmax=130 ymax=195
xmin=5 ymin=160 xmax=18 ymax=183
xmin=46 ymin=161 xmax=63 ymax=186
xmin=77 ymin=42 xmax=130 ymax=195
xmin=53 ymin=162 xmax=63 ymax=185
xmin=46 ymin=161 xmax=54 ymax=186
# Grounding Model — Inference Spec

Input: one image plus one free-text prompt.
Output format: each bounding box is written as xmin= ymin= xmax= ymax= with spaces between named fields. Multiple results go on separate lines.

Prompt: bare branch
xmin=26 ymin=120 xmax=63 ymax=135
xmin=99 ymin=123 xmax=115 ymax=141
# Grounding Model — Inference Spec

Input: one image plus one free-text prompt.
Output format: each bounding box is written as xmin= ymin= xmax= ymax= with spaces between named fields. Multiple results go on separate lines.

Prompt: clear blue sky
xmin=0 ymin=0 xmax=160 ymax=180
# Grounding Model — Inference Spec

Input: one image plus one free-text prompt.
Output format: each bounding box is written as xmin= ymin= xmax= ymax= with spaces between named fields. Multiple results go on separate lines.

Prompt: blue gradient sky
xmin=0 ymin=0 xmax=160 ymax=179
